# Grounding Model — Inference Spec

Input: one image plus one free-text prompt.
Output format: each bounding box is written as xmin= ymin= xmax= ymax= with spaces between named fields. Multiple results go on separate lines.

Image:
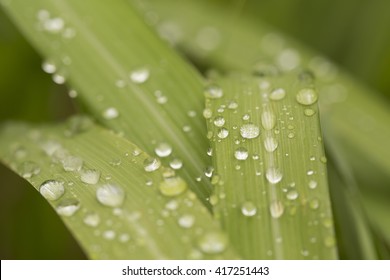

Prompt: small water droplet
xmin=80 ymin=169 xmax=101 ymax=185
xmin=234 ymin=147 xmax=248 ymax=161
xmin=277 ymin=48 xmax=300 ymax=71
xmin=42 ymin=60 xmax=56 ymax=74
xmin=62 ymin=156 xmax=83 ymax=172
xmin=103 ymin=230 xmax=116 ymax=240
xmin=103 ymin=107 xmax=119 ymax=120
xmin=154 ymin=142 xmax=172 ymax=158
xmin=43 ymin=17 xmax=65 ymax=33
xmin=227 ymin=100 xmax=238 ymax=109
xmin=52 ymin=73 xmax=66 ymax=84
xmin=270 ymin=88 xmax=286 ymax=101
xmin=169 ymin=158 xmax=183 ymax=170
xmin=198 ymin=232 xmax=227 ymax=254
xmin=204 ymin=166 xmax=214 ymax=178
xmin=159 ymin=177 xmax=187 ymax=197
xmin=304 ymin=108 xmax=316 ymax=117
xmin=130 ymin=68 xmax=149 ymax=84
xmin=240 ymin=123 xmax=260 ymax=139
xmin=266 ymin=168 xmax=283 ymax=184
xmin=18 ymin=161 xmax=41 ymax=179
xmin=165 ymin=199 xmax=178 ymax=211
xmin=288 ymin=132 xmax=295 ymax=139
xmin=39 ymin=180 xmax=65 ymax=201
xmin=83 ymin=212 xmax=100 ymax=227
xmin=119 ymin=233 xmax=130 ymax=243
xmin=309 ymin=198 xmax=320 ymax=210
xmin=143 ymin=157 xmax=161 ymax=172
xmin=56 ymin=198 xmax=80 ymax=217
xmin=309 ymin=180 xmax=318 ymax=189
xmin=217 ymin=128 xmax=229 ymax=139
xmin=178 ymin=214 xmax=195 ymax=229
xmin=241 ymin=201 xmax=257 ymax=217
xmin=206 ymin=147 xmax=213 ymax=157
xmin=270 ymin=200 xmax=284 ymax=218
xmin=296 ymin=88 xmax=318 ymax=105
xmin=307 ymin=170 xmax=314 ymax=176
xmin=68 ymin=89 xmax=78 ymax=98
xmin=264 ymin=136 xmax=278 ymax=152
xmin=96 ymin=184 xmax=125 ymax=207
xmin=213 ymin=116 xmax=225 ymax=127
xmin=204 ymin=85 xmax=223 ymax=99
xmin=203 ymin=108 xmax=213 ymax=119
xmin=286 ymin=190 xmax=299 ymax=200
xmin=242 ymin=114 xmax=250 ymax=121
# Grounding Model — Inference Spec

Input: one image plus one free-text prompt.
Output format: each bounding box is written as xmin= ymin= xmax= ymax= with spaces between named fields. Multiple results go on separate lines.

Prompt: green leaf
xmin=205 ymin=73 xmax=337 ymax=259
xmin=0 ymin=117 xmax=238 ymax=259
xmin=0 ymin=0 xmax=212 ymax=205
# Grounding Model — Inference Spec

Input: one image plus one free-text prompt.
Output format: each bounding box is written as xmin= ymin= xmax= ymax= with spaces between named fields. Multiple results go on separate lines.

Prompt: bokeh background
xmin=1 ymin=0 xmax=389 ymax=259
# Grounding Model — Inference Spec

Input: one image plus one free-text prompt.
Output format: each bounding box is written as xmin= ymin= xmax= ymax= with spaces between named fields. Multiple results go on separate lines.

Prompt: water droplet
xmin=103 ymin=230 xmax=116 ymax=240
xmin=204 ymin=85 xmax=223 ymax=99
xmin=307 ymin=170 xmax=314 ymax=176
xmin=286 ymin=190 xmax=299 ymax=200
xmin=309 ymin=198 xmax=320 ymax=210
xmin=130 ymin=68 xmax=149 ymax=84
xmin=83 ymin=212 xmax=100 ymax=227
xmin=103 ymin=107 xmax=119 ymax=120
xmin=42 ymin=60 xmax=56 ymax=74
xmin=80 ymin=169 xmax=101 ymax=185
xmin=43 ymin=17 xmax=65 ymax=33
xmin=119 ymin=233 xmax=130 ymax=243
xmin=277 ymin=48 xmax=300 ymax=71
xmin=288 ymin=132 xmax=295 ymax=139
xmin=206 ymin=147 xmax=213 ymax=157
xmin=296 ymin=88 xmax=318 ymax=105
xmin=204 ymin=166 xmax=214 ymax=178
xmin=52 ymin=73 xmax=66 ymax=84
xmin=143 ymin=157 xmax=161 ymax=172
xmin=169 ymin=158 xmax=183 ymax=170
xmin=56 ymin=198 xmax=80 ymax=217
xmin=270 ymin=200 xmax=284 ymax=218
xmin=234 ymin=147 xmax=248 ymax=161
xmin=165 ymin=199 xmax=178 ymax=211
xmin=62 ymin=156 xmax=83 ymax=172
xmin=39 ymin=180 xmax=65 ymax=201
xmin=159 ymin=177 xmax=187 ymax=197
xmin=266 ymin=168 xmax=283 ymax=184
xmin=217 ymin=128 xmax=229 ymax=139
xmin=213 ymin=116 xmax=225 ymax=127
xmin=264 ymin=136 xmax=278 ymax=152
xmin=182 ymin=125 xmax=191 ymax=132
xmin=227 ymin=100 xmax=238 ymax=109
xmin=96 ymin=184 xmax=125 ymax=207
xmin=261 ymin=110 xmax=276 ymax=130
xmin=203 ymin=108 xmax=213 ymax=119
xmin=18 ymin=161 xmax=40 ymax=179
xmin=178 ymin=214 xmax=195 ymax=229
xmin=242 ymin=114 xmax=250 ymax=121
xmin=309 ymin=180 xmax=317 ymax=189
xmin=37 ymin=10 xmax=50 ymax=21
xmin=304 ymin=108 xmax=316 ymax=117
xmin=68 ymin=89 xmax=78 ymax=98
xmin=320 ymin=156 xmax=327 ymax=163
xmin=154 ymin=142 xmax=172 ymax=158
xmin=270 ymin=88 xmax=286 ymax=101
xmin=241 ymin=201 xmax=257 ymax=217
xmin=240 ymin=123 xmax=260 ymax=139
xmin=198 ymin=232 xmax=227 ymax=254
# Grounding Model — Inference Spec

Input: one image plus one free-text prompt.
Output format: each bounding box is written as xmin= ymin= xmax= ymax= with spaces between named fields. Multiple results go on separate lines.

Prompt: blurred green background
xmin=0 ymin=0 xmax=389 ymax=259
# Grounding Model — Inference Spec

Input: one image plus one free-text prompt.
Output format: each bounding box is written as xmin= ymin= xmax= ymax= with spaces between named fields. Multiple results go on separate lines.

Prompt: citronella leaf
xmin=0 ymin=117 xmax=238 ymax=259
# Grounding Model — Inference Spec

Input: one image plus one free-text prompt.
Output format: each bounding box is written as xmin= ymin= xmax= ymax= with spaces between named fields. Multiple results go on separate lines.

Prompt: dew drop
xmin=130 ymin=68 xmax=149 ymax=84
xmin=62 ymin=156 xmax=83 ymax=172
xmin=217 ymin=128 xmax=229 ymax=139
xmin=213 ymin=116 xmax=225 ymax=127
xmin=96 ymin=184 xmax=125 ymax=207
xmin=18 ymin=161 xmax=41 ymax=179
xmin=270 ymin=200 xmax=284 ymax=218
xmin=234 ymin=147 xmax=248 ymax=161
xmin=227 ymin=100 xmax=238 ymax=109
xmin=198 ymin=232 xmax=228 ymax=254
xmin=288 ymin=132 xmax=295 ymax=139
xmin=41 ymin=60 xmax=56 ymax=74
xmin=261 ymin=110 xmax=276 ymax=130
xmin=241 ymin=201 xmax=257 ymax=217
xmin=43 ymin=17 xmax=64 ymax=33
xmin=159 ymin=177 xmax=187 ymax=197
xmin=240 ymin=123 xmax=260 ymax=139
xmin=307 ymin=170 xmax=314 ymax=176
xmin=264 ymin=137 xmax=278 ymax=154
xmin=286 ymin=190 xmax=299 ymax=200
xmin=266 ymin=168 xmax=283 ymax=184
xmin=204 ymin=85 xmax=223 ymax=99
xmin=52 ymin=73 xmax=66 ymax=84
xmin=296 ymin=88 xmax=318 ymax=105
xmin=143 ymin=157 xmax=161 ymax=172
xmin=204 ymin=166 xmax=214 ymax=178
xmin=103 ymin=107 xmax=119 ymax=120
xmin=309 ymin=180 xmax=318 ymax=189
xmin=304 ymin=108 xmax=316 ymax=117
xmin=119 ymin=233 xmax=130 ymax=243
xmin=270 ymin=88 xmax=286 ymax=101
xmin=39 ymin=180 xmax=65 ymax=201
xmin=206 ymin=147 xmax=213 ymax=157
xmin=103 ymin=230 xmax=116 ymax=240
xmin=80 ymin=169 xmax=101 ymax=185
xmin=56 ymin=198 xmax=80 ymax=217
xmin=202 ymin=108 xmax=213 ymax=119
xmin=242 ymin=114 xmax=250 ymax=121
xmin=83 ymin=212 xmax=100 ymax=227
xmin=178 ymin=214 xmax=195 ymax=229
xmin=68 ymin=89 xmax=78 ymax=98
xmin=309 ymin=199 xmax=320 ymax=210
xmin=169 ymin=158 xmax=183 ymax=170
xmin=154 ymin=142 xmax=172 ymax=158
xmin=277 ymin=48 xmax=300 ymax=71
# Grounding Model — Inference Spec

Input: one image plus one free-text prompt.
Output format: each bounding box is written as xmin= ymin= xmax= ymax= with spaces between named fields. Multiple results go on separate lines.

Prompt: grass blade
xmin=205 ymin=73 xmax=337 ymax=259
xmin=0 ymin=117 xmax=238 ymax=259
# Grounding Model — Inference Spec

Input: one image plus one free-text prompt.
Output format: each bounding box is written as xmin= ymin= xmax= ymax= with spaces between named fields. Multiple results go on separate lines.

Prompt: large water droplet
xmin=80 ymin=169 xmax=101 ymax=185
xmin=198 ymin=232 xmax=228 ymax=254
xmin=39 ymin=180 xmax=65 ymax=201
xmin=130 ymin=68 xmax=149 ymax=84
xmin=296 ymin=88 xmax=318 ymax=105
xmin=234 ymin=147 xmax=248 ymax=161
xmin=103 ymin=107 xmax=119 ymax=120
xmin=270 ymin=200 xmax=284 ymax=218
xmin=178 ymin=214 xmax=195 ymax=229
xmin=266 ymin=168 xmax=283 ymax=184
xmin=270 ymin=88 xmax=286 ymax=101
xmin=62 ymin=156 xmax=83 ymax=172
xmin=96 ymin=184 xmax=125 ymax=207
xmin=83 ymin=212 xmax=100 ymax=227
xmin=18 ymin=161 xmax=41 ymax=179
xmin=261 ymin=110 xmax=276 ymax=130
xmin=213 ymin=116 xmax=225 ymax=127
xmin=217 ymin=128 xmax=229 ymax=139
xmin=264 ymin=136 xmax=278 ymax=152
xmin=154 ymin=142 xmax=172 ymax=158
xmin=240 ymin=123 xmax=260 ymax=139
xmin=159 ymin=177 xmax=187 ymax=197
xmin=204 ymin=85 xmax=223 ymax=99
xmin=241 ymin=201 xmax=257 ymax=217
xmin=56 ymin=198 xmax=80 ymax=217
xmin=143 ymin=157 xmax=161 ymax=172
